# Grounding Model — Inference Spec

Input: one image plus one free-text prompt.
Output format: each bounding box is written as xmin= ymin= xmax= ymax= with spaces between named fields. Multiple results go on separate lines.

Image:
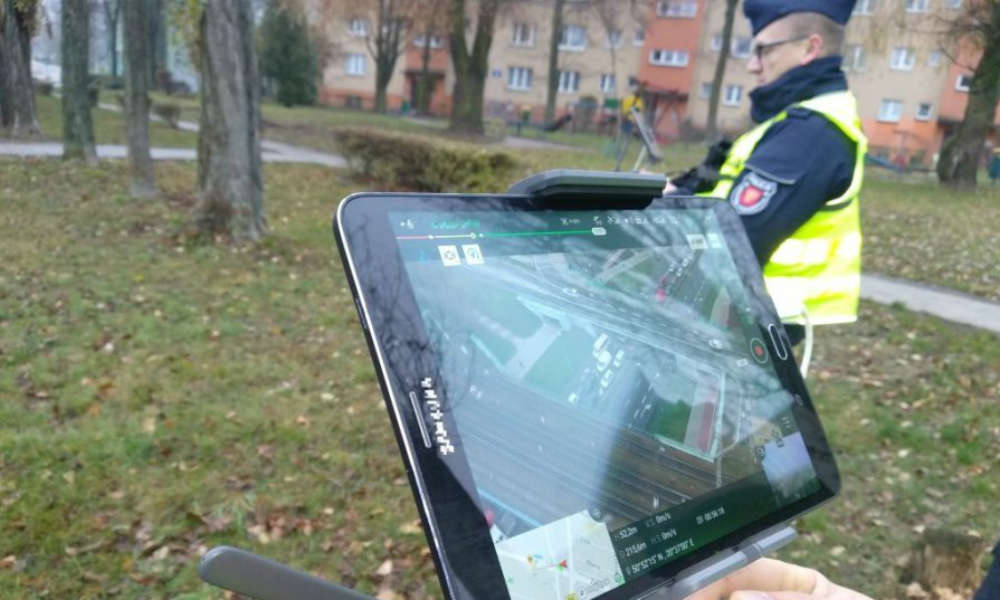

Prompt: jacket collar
xmin=748 ymin=56 xmax=848 ymax=123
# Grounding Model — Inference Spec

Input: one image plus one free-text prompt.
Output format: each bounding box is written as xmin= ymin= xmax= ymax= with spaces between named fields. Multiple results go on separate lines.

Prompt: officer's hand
xmin=663 ymin=181 xmax=678 ymax=194
xmin=683 ymin=558 xmax=872 ymax=600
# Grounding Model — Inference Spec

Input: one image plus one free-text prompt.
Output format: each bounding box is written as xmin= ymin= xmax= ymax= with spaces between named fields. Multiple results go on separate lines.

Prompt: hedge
xmin=333 ymin=127 xmax=520 ymax=193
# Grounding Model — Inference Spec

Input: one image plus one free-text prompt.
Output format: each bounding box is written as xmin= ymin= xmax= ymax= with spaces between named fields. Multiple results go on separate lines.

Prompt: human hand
xmin=684 ymin=558 xmax=872 ymax=600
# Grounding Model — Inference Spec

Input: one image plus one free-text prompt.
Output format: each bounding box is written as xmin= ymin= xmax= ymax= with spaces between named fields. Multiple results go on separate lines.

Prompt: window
xmin=947 ymin=0 xmax=963 ymax=7
xmin=916 ymin=102 xmax=933 ymax=120
xmin=345 ymin=53 xmax=366 ymax=76
xmin=928 ymin=50 xmax=943 ymax=68
xmin=844 ymin=44 xmax=866 ymax=71
xmin=878 ymin=99 xmax=902 ymax=122
xmin=890 ymin=47 xmax=916 ymax=71
xmin=600 ymin=73 xmax=616 ymax=94
xmin=956 ymin=74 xmax=972 ymax=91
xmin=558 ymin=70 xmax=581 ymax=93
xmin=731 ymin=36 xmax=752 ymax=58
xmin=710 ymin=34 xmax=724 ymax=52
xmin=723 ymin=84 xmax=742 ymax=106
xmin=606 ymin=29 xmax=623 ymax=48
xmin=853 ymin=0 xmax=876 ymax=14
xmin=700 ymin=82 xmax=712 ymax=98
xmin=508 ymin=66 xmax=533 ymax=90
xmin=348 ymin=18 xmax=369 ymax=36
xmin=559 ymin=25 xmax=586 ymax=51
xmin=657 ymin=1 xmax=697 ymax=17
xmin=634 ymin=27 xmax=645 ymax=46
xmin=512 ymin=22 xmax=535 ymax=47
xmin=649 ymin=48 xmax=689 ymax=67
xmin=905 ymin=0 xmax=929 ymax=12
xmin=413 ymin=34 xmax=443 ymax=48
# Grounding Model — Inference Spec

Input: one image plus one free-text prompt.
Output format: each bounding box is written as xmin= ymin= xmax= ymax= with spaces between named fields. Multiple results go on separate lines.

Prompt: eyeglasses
xmin=750 ymin=34 xmax=811 ymax=60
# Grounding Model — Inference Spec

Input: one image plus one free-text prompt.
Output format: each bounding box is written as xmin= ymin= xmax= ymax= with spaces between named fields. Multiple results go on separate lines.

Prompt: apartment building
xmin=320 ymin=0 xmax=998 ymax=166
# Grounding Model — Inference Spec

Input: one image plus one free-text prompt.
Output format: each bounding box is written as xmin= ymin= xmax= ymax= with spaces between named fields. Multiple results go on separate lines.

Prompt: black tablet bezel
xmin=333 ymin=192 xmax=840 ymax=600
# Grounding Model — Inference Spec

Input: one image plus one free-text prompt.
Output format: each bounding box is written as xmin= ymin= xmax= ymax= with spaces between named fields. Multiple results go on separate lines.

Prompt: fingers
xmin=684 ymin=559 xmax=820 ymax=600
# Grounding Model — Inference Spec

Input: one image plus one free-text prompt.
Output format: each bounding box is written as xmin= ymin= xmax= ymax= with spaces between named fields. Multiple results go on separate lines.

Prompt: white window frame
xmin=656 ymin=1 xmax=697 ymax=18
xmin=853 ymin=0 xmax=876 ymax=15
xmin=878 ymin=99 xmax=903 ymax=122
xmin=947 ymin=0 xmax=963 ymax=8
xmin=956 ymin=74 xmax=972 ymax=91
xmin=905 ymin=0 xmax=929 ymax=13
xmin=599 ymin=73 xmax=616 ymax=94
xmin=512 ymin=22 xmax=535 ymax=47
xmin=507 ymin=66 xmax=533 ymax=90
xmin=413 ymin=34 xmax=442 ymax=48
xmin=928 ymin=50 xmax=943 ymax=68
xmin=915 ymin=102 xmax=933 ymax=121
xmin=633 ymin=27 xmax=645 ymax=46
xmin=649 ymin=48 xmax=689 ymax=67
xmin=890 ymin=47 xmax=916 ymax=71
xmin=731 ymin=36 xmax=751 ymax=58
xmin=723 ymin=84 xmax=742 ymax=106
xmin=348 ymin=18 xmax=369 ymax=36
xmin=845 ymin=44 xmax=866 ymax=71
xmin=699 ymin=82 xmax=712 ymax=98
xmin=606 ymin=29 xmax=623 ymax=48
xmin=559 ymin=24 xmax=587 ymax=51
xmin=345 ymin=53 xmax=366 ymax=76
xmin=558 ymin=70 xmax=581 ymax=93
xmin=710 ymin=34 xmax=723 ymax=52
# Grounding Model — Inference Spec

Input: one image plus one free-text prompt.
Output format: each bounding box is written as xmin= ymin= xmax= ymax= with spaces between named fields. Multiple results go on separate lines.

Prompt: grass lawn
xmin=1 ymin=158 xmax=997 ymax=599
xmin=860 ymin=174 xmax=1000 ymax=302
xmin=33 ymin=94 xmax=200 ymax=149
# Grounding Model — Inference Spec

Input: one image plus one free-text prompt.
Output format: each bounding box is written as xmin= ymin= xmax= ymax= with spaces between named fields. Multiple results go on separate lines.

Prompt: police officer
xmin=668 ymin=0 xmax=866 ymax=340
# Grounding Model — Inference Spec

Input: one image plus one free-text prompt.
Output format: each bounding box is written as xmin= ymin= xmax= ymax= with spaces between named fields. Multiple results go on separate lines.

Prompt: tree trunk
xmin=106 ymin=1 xmax=120 ymax=81
xmin=0 ymin=0 xmax=42 ymax=137
xmin=374 ymin=61 xmax=391 ymax=113
xmin=61 ymin=0 xmax=97 ymax=164
xmin=448 ymin=0 xmax=497 ymax=135
xmin=937 ymin=5 xmax=1000 ymax=187
xmin=147 ymin=0 xmax=166 ymax=87
xmin=417 ymin=27 xmax=433 ymax=114
xmin=196 ymin=0 xmax=265 ymax=241
xmin=706 ymin=0 xmax=738 ymax=141
xmin=544 ymin=0 xmax=565 ymax=124
xmin=123 ymin=0 xmax=155 ymax=197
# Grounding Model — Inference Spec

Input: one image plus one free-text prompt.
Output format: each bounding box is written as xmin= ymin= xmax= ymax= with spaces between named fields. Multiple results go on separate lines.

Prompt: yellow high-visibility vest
xmin=700 ymin=91 xmax=868 ymax=325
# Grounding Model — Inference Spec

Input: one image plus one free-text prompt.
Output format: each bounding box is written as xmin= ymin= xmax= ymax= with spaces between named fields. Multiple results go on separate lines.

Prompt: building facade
xmin=320 ymin=0 xmax=999 ymax=166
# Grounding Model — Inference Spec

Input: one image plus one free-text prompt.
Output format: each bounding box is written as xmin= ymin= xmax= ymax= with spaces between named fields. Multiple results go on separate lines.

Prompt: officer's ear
xmin=800 ymin=33 xmax=824 ymax=65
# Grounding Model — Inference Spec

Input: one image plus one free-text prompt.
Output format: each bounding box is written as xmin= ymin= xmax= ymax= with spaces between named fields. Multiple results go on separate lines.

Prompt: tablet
xmin=333 ymin=191 xmax=839 ymax=600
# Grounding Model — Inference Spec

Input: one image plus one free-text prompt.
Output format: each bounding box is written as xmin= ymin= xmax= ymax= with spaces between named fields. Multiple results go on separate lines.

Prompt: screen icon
xmin=592 ymin=227 xmax=607 ymax=236
xmin=438 ymin=245 xmax=462 ymax=267
xmin=462 ymin=244 xmax=484 ymax=265
xmin=686 ymin=234 xmax=707 ymax=250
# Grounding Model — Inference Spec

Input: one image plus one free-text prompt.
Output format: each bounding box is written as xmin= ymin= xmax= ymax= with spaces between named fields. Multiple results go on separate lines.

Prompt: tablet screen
xmin=388 ymin=207 xmax=820 ymax=600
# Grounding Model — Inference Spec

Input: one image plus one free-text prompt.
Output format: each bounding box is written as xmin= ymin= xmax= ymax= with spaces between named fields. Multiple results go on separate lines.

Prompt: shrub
xmin=258 ymin=2 xmax=318 ymax=107
xmin=333 ymin=128 xmax=520 ymax=193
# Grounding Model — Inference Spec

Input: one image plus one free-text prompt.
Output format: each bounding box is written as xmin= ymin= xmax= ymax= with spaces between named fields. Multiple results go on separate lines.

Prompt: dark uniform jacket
xmin=672 ymin=56 xmax=857 ymax=266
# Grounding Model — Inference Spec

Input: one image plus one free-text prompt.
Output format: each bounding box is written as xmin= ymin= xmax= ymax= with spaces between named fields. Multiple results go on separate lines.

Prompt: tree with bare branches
xmin=705 ymin=0 xmax=738 ymax=142
xmin=0 ymin=0 xmax=42 ymax=137
xmin=935 ymin=1 xmax=1000 ymax=187
xmin=447 ymin=0 xmax=502 ymax=134
xmin=62 ymin=0 xmax=97 ymax=164
xmin=543 ymin=0 xmax=565 ymax=124
xmin=123 ymin=0 xmax=155 ymax=197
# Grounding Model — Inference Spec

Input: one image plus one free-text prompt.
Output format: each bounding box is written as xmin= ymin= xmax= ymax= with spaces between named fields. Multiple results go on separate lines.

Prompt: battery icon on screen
xmin=592 ymin=227 xmax=607 ymax=236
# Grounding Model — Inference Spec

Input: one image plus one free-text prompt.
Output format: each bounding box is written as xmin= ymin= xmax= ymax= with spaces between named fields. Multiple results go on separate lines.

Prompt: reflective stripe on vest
xmin=698 ymin=90 xmax=868 ymax=325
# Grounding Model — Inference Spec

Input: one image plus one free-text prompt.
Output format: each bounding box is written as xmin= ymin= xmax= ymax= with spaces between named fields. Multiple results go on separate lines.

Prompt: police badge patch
xmin=730 ymin=172 xmax=778 ymax=216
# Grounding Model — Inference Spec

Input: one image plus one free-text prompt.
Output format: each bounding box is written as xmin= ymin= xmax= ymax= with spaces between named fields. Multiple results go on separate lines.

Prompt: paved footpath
xmin=861 ymin=274 xmax=1000 ymax=335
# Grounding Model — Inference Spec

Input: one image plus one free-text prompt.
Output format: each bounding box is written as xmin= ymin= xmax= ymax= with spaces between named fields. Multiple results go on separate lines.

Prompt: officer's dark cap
xmin=743 ymin=0 xmax=857 ymax=36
